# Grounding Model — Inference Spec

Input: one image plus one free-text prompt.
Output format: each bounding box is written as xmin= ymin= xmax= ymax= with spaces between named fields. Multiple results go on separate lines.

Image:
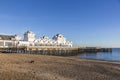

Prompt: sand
xmin=0 ymin=53 xmax=119 ymax=80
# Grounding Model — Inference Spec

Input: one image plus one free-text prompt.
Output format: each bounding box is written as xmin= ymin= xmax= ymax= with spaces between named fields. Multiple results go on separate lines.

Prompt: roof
xmin=24 ymin=31 xmax=34 ymax=35
xmin=0 ymin=35 xmax=15 ymax=40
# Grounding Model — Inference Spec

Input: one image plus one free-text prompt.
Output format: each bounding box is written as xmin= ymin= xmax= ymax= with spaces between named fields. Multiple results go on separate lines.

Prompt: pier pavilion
xmin=0 ymin=31 xmax=72 ymax=48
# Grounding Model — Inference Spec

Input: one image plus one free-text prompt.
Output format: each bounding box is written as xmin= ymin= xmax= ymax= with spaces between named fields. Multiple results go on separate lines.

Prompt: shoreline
xmin=69 ymin=56 xmax=120 ymax=64
xmin=1 ymin=52 xmax=120 ymax=63
xmin=76 ymin=57 xmax=120 ymax=63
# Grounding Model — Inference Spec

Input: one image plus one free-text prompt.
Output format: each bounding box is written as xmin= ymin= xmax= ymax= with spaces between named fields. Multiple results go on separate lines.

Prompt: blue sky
xmin=0 ymin=0 xmax=120 ymax=47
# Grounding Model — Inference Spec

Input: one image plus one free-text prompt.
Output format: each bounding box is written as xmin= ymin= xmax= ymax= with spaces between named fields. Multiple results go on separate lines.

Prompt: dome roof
xmin=56 ymin=34 xmax=64 ymax=37
xmin=52 ymin=34 xmax=66 ymax=41
xmin=24 ymin=31 xmax=34 ymax=34
xmin=43 ymin=36 xmax=49 ymax=39
xmin=14 ymin=34 xmax=19 ymax=37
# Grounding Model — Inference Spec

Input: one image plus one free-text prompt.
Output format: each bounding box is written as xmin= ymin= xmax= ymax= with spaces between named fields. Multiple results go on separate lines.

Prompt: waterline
xmin=77 ymin=48 xmax=120 ymax=62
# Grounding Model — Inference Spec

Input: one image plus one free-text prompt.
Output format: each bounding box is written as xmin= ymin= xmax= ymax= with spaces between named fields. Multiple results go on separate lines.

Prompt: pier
xmin=78 ymin=47 xmax=112 ymax=53
xmin=0 ymin=30 xmax=112 ymax=56
xmin=0 ymin=46 xmax=112 ymax=56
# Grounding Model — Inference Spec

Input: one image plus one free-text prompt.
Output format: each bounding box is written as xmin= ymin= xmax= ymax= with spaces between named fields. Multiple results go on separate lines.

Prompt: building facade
xmin=0 ymin=31 xmax=72 ymax=47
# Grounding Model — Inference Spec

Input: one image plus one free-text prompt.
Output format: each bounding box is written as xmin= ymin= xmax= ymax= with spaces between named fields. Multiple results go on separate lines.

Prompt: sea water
xmin=77 ymin=48 xmax=120 ymax=62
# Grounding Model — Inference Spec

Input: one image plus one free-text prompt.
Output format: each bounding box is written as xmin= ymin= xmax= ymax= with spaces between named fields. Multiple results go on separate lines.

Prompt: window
xmin=5 ymin=42 xmax=12 ymax=46
xmin=0 ymin=42 xmax=4 ymax=46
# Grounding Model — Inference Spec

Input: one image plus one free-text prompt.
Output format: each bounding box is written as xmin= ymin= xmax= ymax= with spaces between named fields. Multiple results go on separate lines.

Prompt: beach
xmin=0 ymin=53 xmax=120 ymax=80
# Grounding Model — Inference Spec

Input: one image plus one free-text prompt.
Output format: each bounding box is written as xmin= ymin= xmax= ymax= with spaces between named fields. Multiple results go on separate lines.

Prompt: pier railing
xmin=0 ymin=46 xmax=112 ymax=56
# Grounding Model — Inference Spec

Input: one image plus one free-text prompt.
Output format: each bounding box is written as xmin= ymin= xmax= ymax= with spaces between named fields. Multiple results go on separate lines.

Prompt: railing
xmin=0 ymin=46 xmax=112 ymax=56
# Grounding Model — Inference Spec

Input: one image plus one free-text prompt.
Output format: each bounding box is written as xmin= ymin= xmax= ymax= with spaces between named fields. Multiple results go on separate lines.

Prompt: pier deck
xmin=0 ymin=46 xmax=112 ymax=56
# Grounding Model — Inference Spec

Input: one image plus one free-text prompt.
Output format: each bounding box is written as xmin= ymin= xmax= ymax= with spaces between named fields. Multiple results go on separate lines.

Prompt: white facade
xmin=24 ymin=31 xmax=35 ymax=42
xmin=52 ymin=34 xmax=66 ymax=44
xmin=15 ymin=35 xmax=21 ymax=41
xmin=0 ymin=31 xmax=72 ymax=47
xmin=0 ymin=40 xmax=13 ymax=47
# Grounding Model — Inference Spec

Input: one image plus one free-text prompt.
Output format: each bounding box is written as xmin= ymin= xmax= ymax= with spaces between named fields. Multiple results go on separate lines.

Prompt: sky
xmin=0 ymin=0 xmax=120 ymax=47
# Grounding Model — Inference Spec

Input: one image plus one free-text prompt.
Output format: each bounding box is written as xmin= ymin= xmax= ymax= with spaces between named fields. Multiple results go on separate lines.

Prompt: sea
xmin=77 ymin=48 xmax=120 ymax=62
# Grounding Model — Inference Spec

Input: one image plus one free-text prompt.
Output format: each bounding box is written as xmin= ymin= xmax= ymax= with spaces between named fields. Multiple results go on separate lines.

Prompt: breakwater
xmin=0 ymin=46 xmax=112 ymax=56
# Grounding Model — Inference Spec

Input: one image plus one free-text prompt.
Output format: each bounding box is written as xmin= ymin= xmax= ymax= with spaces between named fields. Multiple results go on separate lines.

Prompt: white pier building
xmin=0 ymin=31 xmax=72 ymax=47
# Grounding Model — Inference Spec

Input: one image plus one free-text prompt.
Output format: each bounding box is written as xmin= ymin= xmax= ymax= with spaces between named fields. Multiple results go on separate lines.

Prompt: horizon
xmin=0 ymin=0 xmax=120 ymax=47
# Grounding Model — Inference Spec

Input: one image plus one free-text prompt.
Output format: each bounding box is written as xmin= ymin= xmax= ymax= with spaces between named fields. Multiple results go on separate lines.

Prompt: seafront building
xmin=0 ymin=31 xmax=72 ymax=48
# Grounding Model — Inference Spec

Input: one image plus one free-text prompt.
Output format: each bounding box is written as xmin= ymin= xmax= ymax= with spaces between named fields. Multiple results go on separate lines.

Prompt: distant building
xmin=0 ymin=31 xmax=72 ymax=47
xmin=24 ymin=31 xmax=35 ymax=41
